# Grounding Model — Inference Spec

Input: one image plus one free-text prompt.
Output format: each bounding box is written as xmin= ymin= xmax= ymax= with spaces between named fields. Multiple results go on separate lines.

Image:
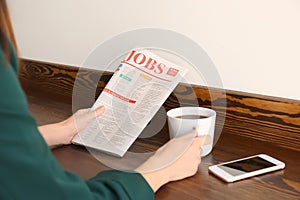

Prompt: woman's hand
xmin=38 ymin=106 xmax=105 ymax=146
xmin=137 ymin=132 xmax=211 ymax=192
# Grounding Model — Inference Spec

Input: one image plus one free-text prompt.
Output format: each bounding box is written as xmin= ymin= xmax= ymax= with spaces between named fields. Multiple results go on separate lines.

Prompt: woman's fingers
xmin=71 ymin=106 xmax=105 ymax=133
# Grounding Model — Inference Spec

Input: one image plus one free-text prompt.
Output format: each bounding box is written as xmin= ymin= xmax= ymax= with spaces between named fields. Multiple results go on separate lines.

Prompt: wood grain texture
xmin=20 ymin=59 xmax=300 ymax=199
xmin=19 ymin=59 xmax=300 ymax=151
xmin=26 ymin=94 xmax=300 ymax=200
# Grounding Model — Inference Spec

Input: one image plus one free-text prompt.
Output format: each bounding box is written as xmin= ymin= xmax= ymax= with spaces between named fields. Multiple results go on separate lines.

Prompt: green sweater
xmin=0 ymin=44 xmax=154 ymax=199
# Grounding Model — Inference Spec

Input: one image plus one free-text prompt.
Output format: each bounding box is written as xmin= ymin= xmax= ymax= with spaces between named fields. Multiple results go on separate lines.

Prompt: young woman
xmin=0 ymin=1 xmax=206 ymax=199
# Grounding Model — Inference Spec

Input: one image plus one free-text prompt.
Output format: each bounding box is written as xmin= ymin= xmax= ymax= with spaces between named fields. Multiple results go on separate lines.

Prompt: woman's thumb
xmin=93 ymin=105 xmax=105 ymax=117
xmin=193 ymin=135 xmax=212 ymax=149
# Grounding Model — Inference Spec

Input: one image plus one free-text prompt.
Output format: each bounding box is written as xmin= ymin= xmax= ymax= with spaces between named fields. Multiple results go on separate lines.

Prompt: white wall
xmin=8 ymin=0 xmax=300 ymax=100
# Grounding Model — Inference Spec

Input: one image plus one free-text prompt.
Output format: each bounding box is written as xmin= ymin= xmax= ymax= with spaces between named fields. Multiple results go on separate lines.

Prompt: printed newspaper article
xmin=72 ymin=49 xmax=188 ymax=157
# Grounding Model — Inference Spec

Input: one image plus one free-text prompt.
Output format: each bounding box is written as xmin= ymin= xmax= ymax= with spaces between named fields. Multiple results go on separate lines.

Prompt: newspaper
xmin=72 ymin=49 xmax=188 ymax=157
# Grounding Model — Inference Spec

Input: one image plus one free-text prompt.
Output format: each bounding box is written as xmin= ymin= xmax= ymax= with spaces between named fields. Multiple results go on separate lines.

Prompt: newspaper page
xmin=72 ymin=49 xmax=188 ymax=157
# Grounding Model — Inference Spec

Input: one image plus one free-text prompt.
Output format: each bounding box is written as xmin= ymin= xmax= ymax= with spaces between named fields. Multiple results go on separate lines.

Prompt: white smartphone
xmin=208 ymin=154 xmax=285 ymax=182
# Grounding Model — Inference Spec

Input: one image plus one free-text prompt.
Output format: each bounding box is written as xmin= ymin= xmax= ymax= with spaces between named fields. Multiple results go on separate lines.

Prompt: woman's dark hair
xmin=0 ymin=0 xmax=18 ymax=63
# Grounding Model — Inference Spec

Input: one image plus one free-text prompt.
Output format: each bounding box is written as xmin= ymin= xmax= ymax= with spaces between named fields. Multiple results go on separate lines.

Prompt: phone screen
xmin=218 ymin=156 xmax=276 ymax=176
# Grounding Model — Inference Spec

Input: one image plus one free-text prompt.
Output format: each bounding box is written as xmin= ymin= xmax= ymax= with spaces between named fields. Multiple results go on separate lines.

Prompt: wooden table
xmin=27 ymin=94 xmax=300 ymax=200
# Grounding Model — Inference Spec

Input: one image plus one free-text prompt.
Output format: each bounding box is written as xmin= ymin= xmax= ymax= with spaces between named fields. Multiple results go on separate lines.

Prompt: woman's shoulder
xmin=0 ymin=35 xmax=18 ymax=73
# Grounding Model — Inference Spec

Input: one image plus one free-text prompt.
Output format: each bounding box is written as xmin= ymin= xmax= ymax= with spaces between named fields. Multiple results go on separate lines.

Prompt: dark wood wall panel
xmin=19 ymin=59 xmax=300 ymax=151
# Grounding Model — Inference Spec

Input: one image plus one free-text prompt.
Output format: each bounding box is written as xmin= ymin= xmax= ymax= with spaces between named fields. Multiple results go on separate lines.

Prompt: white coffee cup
xmin=167 ymin=107 xmax=216 ymax=157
